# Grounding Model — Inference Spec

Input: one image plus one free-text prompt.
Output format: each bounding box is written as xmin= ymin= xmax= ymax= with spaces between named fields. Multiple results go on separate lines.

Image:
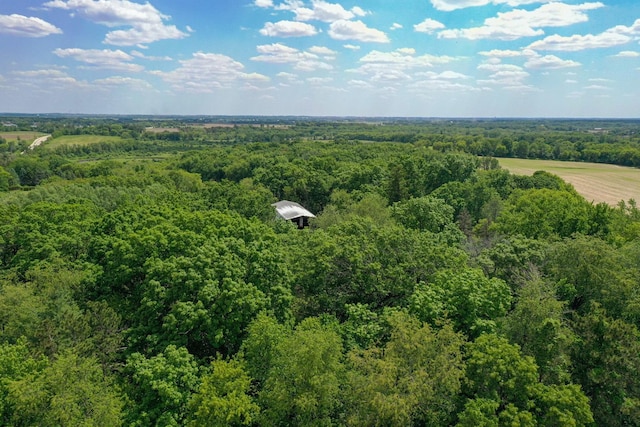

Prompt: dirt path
xmin=28 ymin=134 xmax=52 ymax=149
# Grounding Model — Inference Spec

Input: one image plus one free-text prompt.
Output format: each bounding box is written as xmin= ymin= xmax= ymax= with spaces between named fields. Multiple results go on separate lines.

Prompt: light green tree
xmin=188 ymin=357 xmax=259 ymax=427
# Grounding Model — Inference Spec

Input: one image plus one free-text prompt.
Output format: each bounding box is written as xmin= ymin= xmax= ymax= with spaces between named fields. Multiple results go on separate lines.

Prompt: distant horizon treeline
xmin=3 ymin=116 xmax=640 ymax=168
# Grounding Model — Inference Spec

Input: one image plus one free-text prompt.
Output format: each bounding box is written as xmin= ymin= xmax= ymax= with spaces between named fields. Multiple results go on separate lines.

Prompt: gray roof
xmin=272 ymin=200 xmax=316 ymax=220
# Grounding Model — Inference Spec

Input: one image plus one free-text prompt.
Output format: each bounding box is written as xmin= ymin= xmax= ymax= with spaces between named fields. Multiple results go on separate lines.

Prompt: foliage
xmin=7 ymin=351 xmax=123 ymax=426
xmin=188 ymin=357 xmax=259 ymax=427
xmin=124 ymin=345 xmax=201 ymax=426
xmin=345 ymin=311 xmax=465 ymax=426
xmin=1 ymin=117 xmax=639 ymax=425
xmin=259 ymin=317 xmax=344 ymax=427
xmin=410 ymin=268 xmax=511 ymax=338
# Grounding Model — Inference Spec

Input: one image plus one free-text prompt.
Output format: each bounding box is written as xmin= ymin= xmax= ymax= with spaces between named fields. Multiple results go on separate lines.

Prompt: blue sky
xmin=1 ymin=0 xmax=640 ymax=117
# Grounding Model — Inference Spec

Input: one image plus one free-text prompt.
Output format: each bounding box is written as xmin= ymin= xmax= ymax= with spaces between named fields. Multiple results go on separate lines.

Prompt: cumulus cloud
xmin=251 ymin=43 xmax=333 ymax=71
xmin=391 ymin=23 xmax=403 ymax=30
xmin=528 ymin=30 xmax=631 ymax=51
xmin=308 ymin=46 xmax=337 ymax=56
xmin=151 ymin=52 xmax=268 ymax=93
xmin=524 ymin=54 xmax=581 ymax=69
xmin=439 ymin=2 xmax=604 ymax=41
xmin=255 ymin=0 xmax=274 ymax=7
xmin=328 ymin=20 xmax=389 ymax=43
xmin=53 ymin=48 xmax=144 ymax=72
xmin=0 ymin=14 xmax=62 ymax=37
xmin=414 ymin=18 xmax=445 ymax=34
xmin=260 ymin=20 xmax=318 ymax=37
xmin=12 ymin=69 xmax=90 ymax=90
xmin=43 ymin=0 xmax=188 ymax=45
xmin=348 ymin=48 xmax=464 ymax=86
xmin=613 ymin=50 xmax=640 ymax=57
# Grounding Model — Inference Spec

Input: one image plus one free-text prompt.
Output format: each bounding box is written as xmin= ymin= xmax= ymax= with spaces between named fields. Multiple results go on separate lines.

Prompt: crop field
xmin=0 ymin=131 xmax=46 ymax=142
xmin=498 ymin=158 xmax=640 ymax=205
xmin=44 ymin=135 xmax=123 ymax=148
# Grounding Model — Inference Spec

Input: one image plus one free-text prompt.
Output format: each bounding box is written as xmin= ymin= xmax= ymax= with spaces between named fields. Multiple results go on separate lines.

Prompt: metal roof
xmin=272 ymin=200 xmax=316 ymax=220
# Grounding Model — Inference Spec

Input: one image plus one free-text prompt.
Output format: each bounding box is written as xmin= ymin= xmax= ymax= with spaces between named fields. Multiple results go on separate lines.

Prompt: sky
xmin=1 ymin=0 xmax=640 ymax=117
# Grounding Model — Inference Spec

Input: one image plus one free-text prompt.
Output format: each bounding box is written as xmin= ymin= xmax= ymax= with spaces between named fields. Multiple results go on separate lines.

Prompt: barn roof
xmin=271 ymin=200 xmax=315 ymax=220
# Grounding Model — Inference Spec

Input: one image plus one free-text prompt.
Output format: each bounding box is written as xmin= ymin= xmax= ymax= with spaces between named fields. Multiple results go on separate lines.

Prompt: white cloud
xmin=528 ymin=31 xmax=631 ymax=51
xmin=307 ymin=76 xmax=333 ymax=85
xmin=348 ymin=48 xmax=464 ymax=87
xmin=12 ymin=69 xmax=90 ymax=90
xmin=391 ymin=23 xmax=403 ymax=30
xmin=613 ymin=51 xmax=640 ymax=57
xmin=0 ymin=14 xmax=62 ymax=37
xmin=308 ymin=46 xmax=337 ymax=55
xmin=524 ymin=54 xmax=581 ymax=69
xmin=328 ymin=20 xmax=389 ymax=43
xmin=130 ymin=50 xmax=172 ymax=61
xmin=44 ymin=0 xmax=188 ymax=45
xmin=343 ymin=44 xmax=361 ymax=50
xmin=414 ymin=18 xmax=445 ymax=34
xmin=251 ymin=43 xmax=333 ymax=71
xmin=152 ymin=52 xmax=266 ymax=93
xmin=439 ymin=2 xmax=604 ymax=41
xmin=93 ymin=76 xmax=153 ymax=90
xmin=566 ymin=79 xmax=578 ymax=83
xmin=255 ymin=0 xmax=274 ymax=7
xmin=431 ymin=0 xmax=555 ymax=12
xmin=53 ymin=48 xmax=144 ymax=72
xmin=585 ymin=84 xmax=610 ymax=90
xmin=104 ymin=23 xmax=187 ymax=46
xmin=293 ymin=0 xmax=356 ymax=22
xmin=260 ymin=20 xmax=318 ymax=37
xmin=416 ymin=70 xmax=471 ymax=79
xmin=359 ymin=48 xmax=461 ymax=68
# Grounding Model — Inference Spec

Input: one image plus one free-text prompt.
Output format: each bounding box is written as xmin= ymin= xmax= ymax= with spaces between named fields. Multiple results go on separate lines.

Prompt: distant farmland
xmin=498 ymin=158 xmax=640 ymax=206
xmin=44 ymin=135 xmax=123 ymax=148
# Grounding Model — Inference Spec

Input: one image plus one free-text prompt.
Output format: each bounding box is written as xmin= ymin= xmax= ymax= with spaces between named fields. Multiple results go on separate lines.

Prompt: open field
xmin=44 ymin=135 xmax=123 ymax=148
xmin=498 ymin=158 xmax=640 ymax=205
xmin=0 ymin=131 xmax=46 ymax=142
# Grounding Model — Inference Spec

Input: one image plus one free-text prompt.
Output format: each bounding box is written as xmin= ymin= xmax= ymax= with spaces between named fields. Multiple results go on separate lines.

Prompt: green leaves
xmin=411 ymin=268 xmax=511 ymax=338
xmin=188 ymin=357 xmax=259 ymax=427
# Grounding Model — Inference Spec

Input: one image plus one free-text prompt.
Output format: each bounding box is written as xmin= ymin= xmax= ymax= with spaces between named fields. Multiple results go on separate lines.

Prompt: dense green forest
xmin=1 ymin=116 xmax=640 ymax=426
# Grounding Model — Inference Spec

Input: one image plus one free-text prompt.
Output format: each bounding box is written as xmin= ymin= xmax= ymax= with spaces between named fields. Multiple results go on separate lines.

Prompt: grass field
xmin=0 ymin=131 xmax=46 ymax=142
xmin=498 ymin=158 xmax=640 ymax=206
xmin=44 ymin=135 xmax=123 ymax=148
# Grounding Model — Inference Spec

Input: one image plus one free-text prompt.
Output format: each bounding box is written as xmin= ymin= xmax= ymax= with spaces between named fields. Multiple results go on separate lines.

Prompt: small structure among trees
xmin=272 ymin=200 xmax=315 ymax=229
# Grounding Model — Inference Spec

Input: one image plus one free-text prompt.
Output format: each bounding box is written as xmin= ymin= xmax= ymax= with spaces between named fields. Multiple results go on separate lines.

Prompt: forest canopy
xmin=1 ymin=116 xmax=639 ymax=426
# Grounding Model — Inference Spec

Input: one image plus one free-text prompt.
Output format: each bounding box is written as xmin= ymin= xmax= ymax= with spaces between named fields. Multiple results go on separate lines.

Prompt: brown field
xmin=0 ymin=131 xmax=46 ymax=142
xmin=498 ymin=158 xmax=640 ymax=206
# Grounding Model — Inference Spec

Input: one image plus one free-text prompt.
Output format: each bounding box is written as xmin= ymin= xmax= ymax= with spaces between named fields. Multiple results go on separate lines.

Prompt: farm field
xmin=498 ymin=157 xmax=640 ymax=205
xmin=44 ymin=134 xmax=123 ymax=148
xmin=0 ymin=131 xmax=46 ymax=142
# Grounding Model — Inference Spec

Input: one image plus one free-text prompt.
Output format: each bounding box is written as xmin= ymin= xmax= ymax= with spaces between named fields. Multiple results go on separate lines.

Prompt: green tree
xmin=459 ymin=334 xmax=593 ymax=427
xmin=125 ymin=345 xmax=201 ymax=427
xmin=7 ymin=351 xmax=123 ymax=426
xmin=259 ymin=317 xmax=344 ymax=427
xmin=499 ymin=273 xmax=574 ymax=384
xmin=188 ymin=357 xmax=260 ymax=427
xmin=345 ymin=311 xmax=465 ymax=426
xmin=571 ymin=304 xmax=640 ymax=426
xmin=494 ymin=188 xmax=591 ymax=239
xmin=410 ymin=268 xmax=511 ymax=338
xmin=0 ymin=339 xmax=47 ymax=424
xmin=392 ymin=196 xmax=455 ymax=232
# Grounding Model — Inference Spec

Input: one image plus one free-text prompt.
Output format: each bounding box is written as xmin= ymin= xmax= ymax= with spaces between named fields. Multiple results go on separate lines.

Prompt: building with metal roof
xmin=272 ymin=200 xmax=315 ymax=229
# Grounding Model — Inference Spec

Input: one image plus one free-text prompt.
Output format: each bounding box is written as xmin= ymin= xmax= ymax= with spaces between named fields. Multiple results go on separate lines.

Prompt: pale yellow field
xmin=498 ymin=158 xmax=640 ymax=206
